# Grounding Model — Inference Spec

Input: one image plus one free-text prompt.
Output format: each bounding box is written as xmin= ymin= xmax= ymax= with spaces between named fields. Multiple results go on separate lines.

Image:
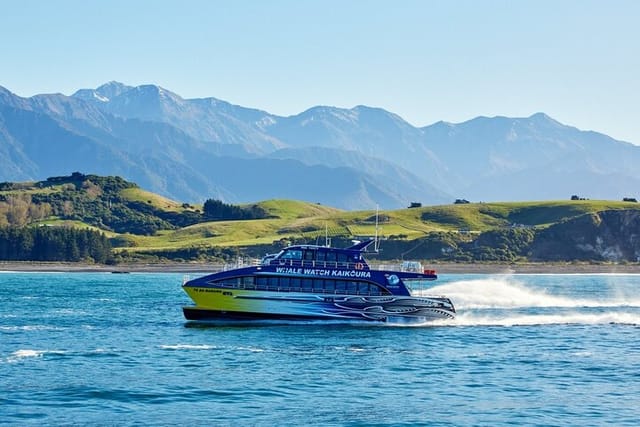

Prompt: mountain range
xmin=1 ymin=81 xmax=638 ymax=209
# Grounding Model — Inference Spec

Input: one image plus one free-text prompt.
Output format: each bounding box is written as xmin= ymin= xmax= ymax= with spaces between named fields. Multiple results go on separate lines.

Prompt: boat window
xmin=346 ymin=281 xmax=358 ymax=294
xmin=316 ymin=251 xmax=326 ymax=262
xmin=303 ymin=250 xmax=315 ymax=261
xmin=378 ymin=285 xmax=392 ymax=295
xmin=324 ymin=280 xmax=336 ymax=293
xmin=326 ymin=251 xmax=337 ymax=262
xmin=279 ymin=277 xmax=290 ymax=289
xmin=281 ymin=250 xmax=302 ymax=260
xmin=226 ymin=275 xmax=389 ymax=296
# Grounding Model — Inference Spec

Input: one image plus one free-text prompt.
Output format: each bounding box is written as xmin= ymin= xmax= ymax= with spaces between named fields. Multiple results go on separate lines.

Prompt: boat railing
xmin=215 ymin=258 xmax=436 ymax=276
xmin=265 ymin=258 xmax=369 ymax=270
xmin=369 ymin=263 xmax=404 ymax=272
xmin=369 ymin=262 xmax=437 ymax=275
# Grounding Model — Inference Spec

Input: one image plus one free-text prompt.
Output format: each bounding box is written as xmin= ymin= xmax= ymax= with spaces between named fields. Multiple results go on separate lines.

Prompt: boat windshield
xmin=403 ymin=279 xmax=439 ymax=297
xmin=261 ymin=253 xmax=279 ymax=265
xmin=280 ymin=249 xmax=303 ymax=260
xmin=401 ymin=261 xmax=423 ymax=273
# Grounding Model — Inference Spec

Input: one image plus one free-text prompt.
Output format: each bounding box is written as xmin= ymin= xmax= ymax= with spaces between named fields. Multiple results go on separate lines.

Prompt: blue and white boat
xmin=182 ymin=239 xmax=455 ymax=323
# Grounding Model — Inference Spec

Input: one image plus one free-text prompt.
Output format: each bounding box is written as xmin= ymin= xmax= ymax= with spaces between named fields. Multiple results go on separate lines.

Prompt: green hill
xmin=1 ymin=173 xmax=640 ymax=263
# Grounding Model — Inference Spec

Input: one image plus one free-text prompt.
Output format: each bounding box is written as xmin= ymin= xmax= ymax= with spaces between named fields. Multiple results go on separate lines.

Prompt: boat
xmin=181 ymin=239 xmax=455 ymax=323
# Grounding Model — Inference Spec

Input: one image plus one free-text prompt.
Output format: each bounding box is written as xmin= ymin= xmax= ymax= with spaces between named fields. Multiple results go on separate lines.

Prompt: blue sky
xmin=3 ymin=0 xmax=639 ymax=143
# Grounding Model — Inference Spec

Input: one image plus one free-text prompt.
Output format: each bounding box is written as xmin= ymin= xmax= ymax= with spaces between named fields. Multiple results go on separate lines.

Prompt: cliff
xmin=530 ymin=210 xmax=640 ymax=262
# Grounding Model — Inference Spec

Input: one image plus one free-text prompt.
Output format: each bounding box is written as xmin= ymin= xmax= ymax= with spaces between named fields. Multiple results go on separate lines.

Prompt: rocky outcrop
xmin=530 ymin=210 xmax=640 ymax=261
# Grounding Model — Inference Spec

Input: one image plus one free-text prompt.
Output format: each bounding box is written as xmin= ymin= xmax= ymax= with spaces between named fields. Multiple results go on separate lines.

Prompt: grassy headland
xmin=1 ymin=173 xmax=639 ymax=266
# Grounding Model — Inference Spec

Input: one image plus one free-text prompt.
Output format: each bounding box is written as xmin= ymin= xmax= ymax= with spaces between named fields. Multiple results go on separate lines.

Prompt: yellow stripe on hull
xmin=183 ymin=287 xmax=257 ymax=311
xmin=183 ymin=287 xmax=327 ymax=317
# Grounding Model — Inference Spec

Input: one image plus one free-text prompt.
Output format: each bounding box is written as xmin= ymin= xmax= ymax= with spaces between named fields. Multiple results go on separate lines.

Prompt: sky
xmin=2 ymin=0 xmax=639 ymax=144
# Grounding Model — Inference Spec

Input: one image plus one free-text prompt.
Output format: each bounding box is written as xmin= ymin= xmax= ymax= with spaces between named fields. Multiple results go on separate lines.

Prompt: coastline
xmin=1 ymin=261 xmax=638 ymax=274
xmin=430 ymin=262 xmax=640 ymax=274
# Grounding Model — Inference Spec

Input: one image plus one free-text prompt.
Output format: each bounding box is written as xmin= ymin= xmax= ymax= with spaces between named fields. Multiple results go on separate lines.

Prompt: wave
xmin=383 ymin=309 xmax=640 ymax=328
xmin=12 ymin=349 xmax=48 ymax=358
xmin=3 ymin=347 xmax=127 ymax=363
xmin=5 ymin=349 xmax=68 ymax=363
xmin=236 ymin=346 xmax=265 ymax=353
xmin=428 ymin=276 xmax=640 ymax=309
xmin=159 ymin=344 xmax=267 ymax=353
xmin=414 ymin=276 xmax=640 ymax=327
xmin=0 ymin=325 xmax=66 ymax=332
xmin=159 ymin=344 xmax=216 ymax=350
xmin=451 ymin=311 xmax=640 ymax=327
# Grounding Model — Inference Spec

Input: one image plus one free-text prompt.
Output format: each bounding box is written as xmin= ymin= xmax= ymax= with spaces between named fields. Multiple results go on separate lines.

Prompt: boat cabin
xmin=263 ymin=244 xmax=370 ymax=270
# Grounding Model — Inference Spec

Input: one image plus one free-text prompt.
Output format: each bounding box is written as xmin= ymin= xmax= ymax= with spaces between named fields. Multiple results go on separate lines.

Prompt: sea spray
xmin=424 ymin=275 xmax=640 ymax=326
xmin=451 ymin=311 xmax=640 ymax=327
xmin=429 ymin=275 xmax=640 ymax=309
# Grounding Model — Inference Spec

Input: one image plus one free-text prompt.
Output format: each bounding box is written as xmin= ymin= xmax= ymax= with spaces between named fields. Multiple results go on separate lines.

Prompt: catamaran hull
xmin=182 ymin=289 xmax=455 ymax=323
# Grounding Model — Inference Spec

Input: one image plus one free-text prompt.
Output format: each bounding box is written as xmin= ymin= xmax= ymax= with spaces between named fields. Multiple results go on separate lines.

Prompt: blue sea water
xmin=1 ymin=272 xmax=640 ymax=426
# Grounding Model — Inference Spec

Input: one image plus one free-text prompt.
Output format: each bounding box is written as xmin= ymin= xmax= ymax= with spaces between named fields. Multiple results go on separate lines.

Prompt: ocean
xmin=1 ymin=272 xmax=639 ymax=426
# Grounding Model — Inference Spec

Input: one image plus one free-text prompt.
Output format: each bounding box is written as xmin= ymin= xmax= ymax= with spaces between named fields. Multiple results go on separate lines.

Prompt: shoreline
xmin=1 ymin=261 xmax=638 ymax=274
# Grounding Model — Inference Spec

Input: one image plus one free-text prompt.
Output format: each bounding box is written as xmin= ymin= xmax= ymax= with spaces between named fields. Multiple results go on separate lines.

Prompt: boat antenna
xmin=374 ymin=205 xmax=381 ymax=253
xmin=325 ymin=222 xmax=331 ymax=248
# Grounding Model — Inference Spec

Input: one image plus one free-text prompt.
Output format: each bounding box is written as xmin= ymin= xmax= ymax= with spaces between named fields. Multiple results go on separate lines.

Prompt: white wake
xmin=428 ymin=276 xmax=640 ymax=309
xmin=425 ymin=276 xmax=640 ymax=327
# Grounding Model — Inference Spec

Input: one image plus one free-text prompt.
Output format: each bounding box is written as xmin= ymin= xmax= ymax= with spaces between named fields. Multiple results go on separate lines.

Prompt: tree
xmin=28 ymin=202 xmax=52 ymax=221
xmin=82 ymin=180 xmax=103 ymax=199
xmin=0 ymin=204 xmax=8 ymax=227
xmin=0 ymin=226 xmax=113 ymax=263
xmin=5 ymin=195 xmax=30 ymax=227
xmin=62 ymin=200 xmax=74 ymax=217
xmin=203 ymin=199 xmax=267 ymax=220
